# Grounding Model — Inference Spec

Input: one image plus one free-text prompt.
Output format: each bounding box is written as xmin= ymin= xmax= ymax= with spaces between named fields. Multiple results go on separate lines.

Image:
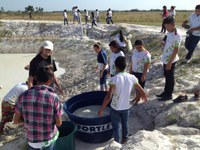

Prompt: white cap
xmin=42 ymin=41 xmax=54 ymax=51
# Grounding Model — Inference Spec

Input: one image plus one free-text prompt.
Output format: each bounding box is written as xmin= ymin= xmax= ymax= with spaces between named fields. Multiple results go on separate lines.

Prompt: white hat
xmin=42 ymin=41 xmax=54 ymax=51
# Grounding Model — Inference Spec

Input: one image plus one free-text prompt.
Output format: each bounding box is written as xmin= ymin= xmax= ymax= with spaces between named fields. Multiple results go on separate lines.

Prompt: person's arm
xmin=129 ymin=63 xmax=133 ymax=74
xmin=134 ymin=83 xmax=147 ymax=102
xmin=55 ymin=116 xmax=62 ymax=127
xmin=188 ymin=26 xmax=200 ymax=33
xmin=166 ymin=35 xmax=181 ymax=70
xmin=28 ymin=76 xmax=34 ymax=89
xmin=141 ymin=63 xmax=150 ymax=82
xmin=13 ymin=112 xmax=24 ymax=124
xmin=98 ymin=85 xmax=115 ymax=117
xmin=166 ymin=47 xmax=179 ymax=70
xmin=53 ymin=74 xmax=63 ymax=95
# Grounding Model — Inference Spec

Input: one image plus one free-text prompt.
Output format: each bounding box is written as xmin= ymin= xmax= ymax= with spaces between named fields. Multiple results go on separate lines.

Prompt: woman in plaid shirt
xmin=14 ymin=66 xmax=62 ymax=150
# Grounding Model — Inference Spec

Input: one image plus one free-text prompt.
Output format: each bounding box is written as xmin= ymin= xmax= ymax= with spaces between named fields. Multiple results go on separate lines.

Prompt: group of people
xmin=96 ymin=4 xmax=200 ymax=144
xmin=0 ymin=41 xmax=63 ymax=149
xmin=0 ymin=4 xmax=199 ymax=148
xmin=63 ymin=7 xmax=114 ymax=27
xmin=161 ymin=5 xmax=176 ymax=33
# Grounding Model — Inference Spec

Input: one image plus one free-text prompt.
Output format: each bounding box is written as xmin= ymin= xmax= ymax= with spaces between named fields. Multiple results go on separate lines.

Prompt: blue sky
xmin=0 ymin=0 xmax=199 ymax=11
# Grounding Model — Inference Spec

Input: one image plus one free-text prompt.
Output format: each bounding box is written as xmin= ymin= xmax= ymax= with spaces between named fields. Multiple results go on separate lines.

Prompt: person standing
xmin=93 ymin=43 xmax=108 ymax=91
xmin=63 ymin=9 xmax=68 ymax=25
xmin=182 ymin=5 xmax=200 ymax=63
xmin=28 ymin=41 xmax=63 ymax=94
xmin=115 ymin=30 xmax=128 ymax=50
xmin=84 ymin=9 xmax=89 ymax=24
xmin=91 ymin=12 xmax=97 ymax=27
xmin=108 ymin=8 xmax=114 ymax=24
xmin=96 ymin=9 xmax=100 ymax=23
xmin=14 ymin=66 xmax=62 ymax=150
xmin=98 ymin=56 xmax=147 ymax=144
xmin=130 ymin=40 xmax=151 ymax=105
xmin=0 ymin=82 xmax=28 ymax=133
xmin=157 ymin=17 xmax=182 ymax=101
xmin=109 ymin=40 xmax=125 ymax=77
xmin=169 ymin=6 xmax=176 ymax=18
xmin=160 ymin=6 xmax=169 ymax=33
xmin=72 ymin=6 xmax=79 ymax=24
xmin=77 ymin=9 xmax=82 ymax=24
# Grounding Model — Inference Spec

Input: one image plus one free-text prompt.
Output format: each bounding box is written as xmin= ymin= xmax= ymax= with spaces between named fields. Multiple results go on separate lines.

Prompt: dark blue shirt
xmin=97 ymin=49 xmax=107 ymax=65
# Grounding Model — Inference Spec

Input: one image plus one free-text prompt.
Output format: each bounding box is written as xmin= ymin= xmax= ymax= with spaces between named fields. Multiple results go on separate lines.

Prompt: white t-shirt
xmin=188 ymin=13 xmax=200 ymax=36
xmin=108 ymin=10 xmax=112 ymax=17
xmin=110 ymin=51 xmax=125 ymax=76
xmin=73 ymin=8 xmax=78 ymax=16
xmin=169 ymin=10 xmax=176 ymax=18
xmin=161 ymin=28 xmax=182 ymax=64
xmin=63 ymin=12 xmax=67 ymax=18
xmin=115 ymin=34 xmax=126 ymax=48
xmin=3 ymin=82 xmax=28 ymax=105
xmin=131 ymin=49 xmax=151 ymax=73
xmin=96 ymin=11 xmax=100 ymax=17
xmin=110 ymin=72 xmax=138 ymax=110
xmin=85 ymin=11 xmax=89 ymax=17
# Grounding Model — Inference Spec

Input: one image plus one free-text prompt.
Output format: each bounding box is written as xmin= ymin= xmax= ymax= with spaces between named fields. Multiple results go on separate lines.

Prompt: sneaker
xmin=156 ymin=92 xmax=166 ymax=98
xmin=173 ymin=95 xmax=188 ymax=103
xmin=184 ymin=59 xmax=191 ymax=64
xmin=158 ymin=95 xmax=173 ymax=101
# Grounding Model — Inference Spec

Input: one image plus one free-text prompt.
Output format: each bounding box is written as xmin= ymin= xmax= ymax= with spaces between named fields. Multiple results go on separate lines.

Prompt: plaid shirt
xmin=15 ymin=85 xmax=62 ymax=143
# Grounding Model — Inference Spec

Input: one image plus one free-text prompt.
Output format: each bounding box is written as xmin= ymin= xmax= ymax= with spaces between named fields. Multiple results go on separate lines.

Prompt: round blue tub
xmin=64 ymin=91 xmax=113 ymax=143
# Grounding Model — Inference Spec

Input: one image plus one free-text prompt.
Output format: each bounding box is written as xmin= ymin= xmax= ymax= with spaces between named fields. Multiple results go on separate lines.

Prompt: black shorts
xmin=132 ymin=72 xmax=145 ymax=88
xmin=100 ymin=69 xmax=108 ymax=85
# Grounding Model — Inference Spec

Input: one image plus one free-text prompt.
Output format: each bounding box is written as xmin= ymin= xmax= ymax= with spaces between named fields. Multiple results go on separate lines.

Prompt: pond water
xmin=0 ymin=53 xmax=65 ymax=99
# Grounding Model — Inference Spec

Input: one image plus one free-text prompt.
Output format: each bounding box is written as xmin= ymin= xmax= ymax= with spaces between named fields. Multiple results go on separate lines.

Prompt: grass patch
xmin=167 ymin=114 xmax=177 ymax=124
xmin=0 ymin=30 xmax=12 ymax=37
xmin=0 ymin=11 xmax=192 ymax=26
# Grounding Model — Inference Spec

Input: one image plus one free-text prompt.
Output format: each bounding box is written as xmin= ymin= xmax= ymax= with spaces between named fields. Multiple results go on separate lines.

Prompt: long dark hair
xmin=119 ymin=30 xmax=125 ymax=42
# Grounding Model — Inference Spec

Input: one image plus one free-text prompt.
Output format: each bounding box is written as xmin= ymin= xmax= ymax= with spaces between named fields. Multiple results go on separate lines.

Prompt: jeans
xmin=185 ymin=34 xmax=200 ymax=60
xmin=161 ymin=19 xmax=166 ymax=33
xmin=64 ymin=18 xmax=68 ymax=25
xmin=110 ymin=108 xmax=129 ymax=143
xmin=92 ymin=19 xmax=97 ymax=27
xmin=163 ymin=62 xmax=176 ymax=96
xmin=28 ymin=142 xmax=55 ymax=150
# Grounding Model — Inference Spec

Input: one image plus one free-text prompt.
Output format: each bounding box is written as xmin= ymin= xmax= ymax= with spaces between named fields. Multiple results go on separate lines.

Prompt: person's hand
xmin=141 ymin=74 xmax=146 ymax=83
xmin=166 ymin=63 xmax=172 ymax=70
xmin=58 ymin=86 xmax=64 ymax=95
xmin=98 ymin=109 xmax=103 ymax=117
xmin=161 ymin=41 xmax=165 ymax=47
xmin=100 ymin=71 xmax=103 ymax=78
xmin=187 ymin=28 xmax=194 ymax=33
xmin=140 ymin=92 xmax=147 ymax=103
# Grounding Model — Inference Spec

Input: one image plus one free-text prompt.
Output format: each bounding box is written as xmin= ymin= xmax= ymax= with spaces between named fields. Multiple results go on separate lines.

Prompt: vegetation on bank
xmin=0 ymin=11 xmax=192 ymax=26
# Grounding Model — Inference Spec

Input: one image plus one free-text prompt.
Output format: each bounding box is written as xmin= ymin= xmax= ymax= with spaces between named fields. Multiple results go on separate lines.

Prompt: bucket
xmin=55 ymin=121 xmax=76 ymax=150
xmin=64 ymin=91 xmax=113 ymax=143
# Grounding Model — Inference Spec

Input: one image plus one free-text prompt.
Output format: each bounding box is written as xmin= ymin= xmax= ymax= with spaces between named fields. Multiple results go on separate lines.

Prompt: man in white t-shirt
xmin=73 ymin=6 xmax=79 ymax=24
xmin=63 ymin=9 xmax=68 ymax=25
xmin=96 ymin=9 xmax=100 ymax=23
xmin=109 ymin=40 xmax=125 ymax=76
xmin=157 ymin=16 xmax=182 ymax=101
xmin=108 ymin=8 xmax=114 ymax=24
xmin=98 ymin=56 xmax=147 ymax=144
xmin=84 ymin=9 xmax=89 ymax=24
xmin=0 ymin=82 xmax=28 ymax=133
xmin=182 ymin=5 xmax=200 ymax=63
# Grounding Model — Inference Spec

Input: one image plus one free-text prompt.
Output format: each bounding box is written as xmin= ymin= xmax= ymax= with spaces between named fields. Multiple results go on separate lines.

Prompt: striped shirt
xmin=15 ymin=85 xmax=62 ymax=143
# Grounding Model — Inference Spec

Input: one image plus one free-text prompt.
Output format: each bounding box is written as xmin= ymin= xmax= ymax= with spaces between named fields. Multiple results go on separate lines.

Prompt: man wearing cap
xmin=28 ymin=41 xmax=63 ymax=94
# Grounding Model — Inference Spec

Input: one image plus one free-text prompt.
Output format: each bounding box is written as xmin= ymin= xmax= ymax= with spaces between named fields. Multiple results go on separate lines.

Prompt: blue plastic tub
xmin=64 ymin=91 xmax=113 ymax=143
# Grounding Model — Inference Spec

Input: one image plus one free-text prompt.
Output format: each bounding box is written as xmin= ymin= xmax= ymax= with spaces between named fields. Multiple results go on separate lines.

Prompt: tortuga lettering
xmin=77 ymin=123 xmax=112 ymax=133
